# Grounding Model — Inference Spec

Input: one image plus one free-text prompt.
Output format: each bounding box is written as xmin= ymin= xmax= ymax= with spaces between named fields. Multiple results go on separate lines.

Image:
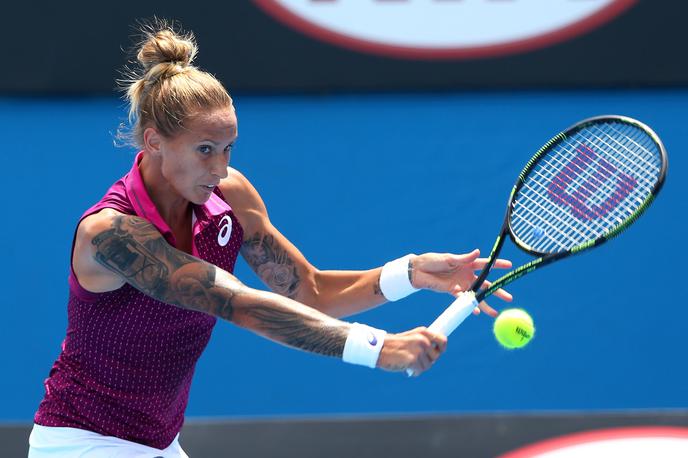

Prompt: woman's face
xmin=153 ymin=106 xmax=238 ymax=204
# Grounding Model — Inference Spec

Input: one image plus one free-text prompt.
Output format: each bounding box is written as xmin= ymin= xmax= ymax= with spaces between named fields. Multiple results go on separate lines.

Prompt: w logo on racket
xmin=547 ymin=145 xmax=637 ymax=221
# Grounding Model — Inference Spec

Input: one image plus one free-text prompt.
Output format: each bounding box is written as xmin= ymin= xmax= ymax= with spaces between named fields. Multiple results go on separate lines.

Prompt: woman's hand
xmin=377 ymin=327 xmax=447 ymax=376
xmin=409 ymin=250 xmax=513 ymax=317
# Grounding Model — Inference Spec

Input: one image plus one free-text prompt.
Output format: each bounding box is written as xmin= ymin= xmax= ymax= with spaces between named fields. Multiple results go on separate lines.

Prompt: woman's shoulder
xmin=217 ymin=167 xmax=268 ymax=232
xmin=219 ymin=167 xmax=252 ymax=195
xmin=218 ymin=167 xmax=264 ymax=207
xmin=73 ymin=208 xmax=130 ymax=293
xmin=76 ymin=209 xmax=137 ymax=251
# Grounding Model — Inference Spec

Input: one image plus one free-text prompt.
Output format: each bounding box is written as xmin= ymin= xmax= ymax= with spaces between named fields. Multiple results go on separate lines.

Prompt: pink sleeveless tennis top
xmin=34 ymin=152 xmax=243 ymax=449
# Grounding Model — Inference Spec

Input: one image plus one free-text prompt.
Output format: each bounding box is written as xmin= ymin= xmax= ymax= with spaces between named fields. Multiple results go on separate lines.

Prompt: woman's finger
xmin=478 ymin=301 xmax=498 ymax=317
xmin=470 ymin=258 xmax=512 ymax=270
xmin=480 ymin=279 xmax=513 ymax=302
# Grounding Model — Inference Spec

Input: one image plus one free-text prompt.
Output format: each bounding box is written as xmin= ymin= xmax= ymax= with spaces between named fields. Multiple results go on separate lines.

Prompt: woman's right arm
xmin=73 ymin=210 xmax=447 ymax=375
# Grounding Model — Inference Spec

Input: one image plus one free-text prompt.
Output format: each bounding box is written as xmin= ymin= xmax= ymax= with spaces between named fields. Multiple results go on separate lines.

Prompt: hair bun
xmin=137 ymin=27 xmax=198 ymax=74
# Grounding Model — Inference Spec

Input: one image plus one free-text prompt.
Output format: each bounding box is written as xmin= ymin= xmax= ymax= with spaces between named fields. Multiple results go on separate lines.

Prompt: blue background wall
xmin=2 ymin=89 xmax=686 ymax=421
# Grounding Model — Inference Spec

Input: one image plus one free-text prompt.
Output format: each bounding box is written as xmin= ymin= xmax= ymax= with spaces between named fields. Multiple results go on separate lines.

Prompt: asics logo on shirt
xmin=217 ymin=215 xmax=232 ymax=247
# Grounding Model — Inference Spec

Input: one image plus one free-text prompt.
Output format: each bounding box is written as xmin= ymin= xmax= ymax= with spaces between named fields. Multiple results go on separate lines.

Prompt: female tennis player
xmin=29 ymin=21 xmax=512 ymax=457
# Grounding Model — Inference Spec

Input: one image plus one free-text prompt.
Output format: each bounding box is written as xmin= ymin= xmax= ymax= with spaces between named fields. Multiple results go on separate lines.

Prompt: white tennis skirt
xmin=28 ymin=424 xmax=189 ymax=458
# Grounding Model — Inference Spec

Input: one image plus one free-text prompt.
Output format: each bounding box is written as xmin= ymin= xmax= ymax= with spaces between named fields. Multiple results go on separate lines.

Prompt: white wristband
xmin=342 ymin=323 xmax=387 ymax=369
xmin=379 ymin=254 xmax=419 ymax=301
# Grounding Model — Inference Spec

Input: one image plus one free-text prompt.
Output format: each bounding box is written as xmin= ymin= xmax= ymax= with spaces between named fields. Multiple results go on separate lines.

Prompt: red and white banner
xmin=499 ymin=427 xmax=688 ymax=458
xmin=254 ymin=0 xmax=636 ymax=59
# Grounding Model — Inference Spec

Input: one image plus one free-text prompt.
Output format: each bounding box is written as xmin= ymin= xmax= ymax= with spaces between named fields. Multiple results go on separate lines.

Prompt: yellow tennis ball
xmin=493 ymin=308 xmax=535 ymax=349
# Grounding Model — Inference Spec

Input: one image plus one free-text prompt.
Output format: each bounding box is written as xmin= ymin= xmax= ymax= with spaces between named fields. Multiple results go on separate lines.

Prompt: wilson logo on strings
xmin=254 ymin=0 xmax=636 ymax=59
xmin=547 ymin=144 xmax=637 ymax=222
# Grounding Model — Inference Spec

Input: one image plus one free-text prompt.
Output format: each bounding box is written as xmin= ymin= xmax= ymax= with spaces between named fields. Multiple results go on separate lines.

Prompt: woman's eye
xmin=198 ymin=145 xmax=212 ymax=155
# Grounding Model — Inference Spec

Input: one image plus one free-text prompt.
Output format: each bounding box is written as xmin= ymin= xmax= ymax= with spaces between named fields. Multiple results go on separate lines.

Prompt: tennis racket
xmin=409 ymin=115 xmax=667 ymax=375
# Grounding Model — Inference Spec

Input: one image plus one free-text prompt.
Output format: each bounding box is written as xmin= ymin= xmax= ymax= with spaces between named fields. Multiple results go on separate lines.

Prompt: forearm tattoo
xmin=241 ymin=232 xmax=300 ymax=298
xmin=408 ymin=257 xmax=415 ymax=286
xmin=372 ymin=258 xmax=413 ymax=296
xmin=244 ymin=304 xmax=347 ymax=357
xmin=373 ymin=276 xmax=383 ymax=296
xmin=92 ymin=216 xmax=346 ymax=356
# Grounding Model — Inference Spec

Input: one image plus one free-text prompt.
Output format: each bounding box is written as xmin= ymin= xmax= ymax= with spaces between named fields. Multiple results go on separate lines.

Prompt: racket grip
xmin=406 ymin=292 xmax=478 ymax=377
xmin=428 ymin=291 xmax=478 ymax=337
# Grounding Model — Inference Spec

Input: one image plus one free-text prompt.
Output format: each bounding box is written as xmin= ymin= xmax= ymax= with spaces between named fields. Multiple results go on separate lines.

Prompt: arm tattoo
xmin=408 ymin=257 xmax=415 ymax=286
xmin=373 ymin=276 xmax=383 ymax=296
xmin=92 ymin=215 xmax=234 ymax=319
xmin=244 ymin=304 xmax=347 ymax=357
xmin=241 ymin=232 xmax=300 ymax=298
xmin=91 ymin=215 xmax=348 ymax=357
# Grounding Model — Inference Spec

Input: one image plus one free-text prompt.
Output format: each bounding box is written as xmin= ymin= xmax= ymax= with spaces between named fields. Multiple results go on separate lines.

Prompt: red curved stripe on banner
xmin=498 ymin=426 xmax=688 ymax=458
xmin=253 ymin=0 xmax=637 ymax=60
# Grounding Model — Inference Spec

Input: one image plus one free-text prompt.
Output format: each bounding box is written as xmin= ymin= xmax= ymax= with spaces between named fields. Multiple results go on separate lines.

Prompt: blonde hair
xmin=118 ymin=19 xmax=232 ymax=148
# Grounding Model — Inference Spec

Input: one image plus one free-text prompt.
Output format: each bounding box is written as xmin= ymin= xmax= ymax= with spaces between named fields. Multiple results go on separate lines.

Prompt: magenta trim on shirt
xmin=35 ymin=152 xmax=243 ymax=449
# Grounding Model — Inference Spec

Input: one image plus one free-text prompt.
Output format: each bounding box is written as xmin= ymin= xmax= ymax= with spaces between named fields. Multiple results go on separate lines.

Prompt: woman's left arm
xmin=220 ymin=169 xmax=512 ymax=318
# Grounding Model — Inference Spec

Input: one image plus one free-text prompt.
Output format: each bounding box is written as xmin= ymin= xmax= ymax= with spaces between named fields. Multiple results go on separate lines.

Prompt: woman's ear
xmin=143 ymin=127 xmax=163 ymax=156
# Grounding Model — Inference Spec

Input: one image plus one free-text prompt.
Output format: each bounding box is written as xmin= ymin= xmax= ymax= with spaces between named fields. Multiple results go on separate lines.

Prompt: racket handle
xmin=406 ymin=292 xmax=478 ymax=377
xmin=428 ymin=291 xmax=478 ymax=337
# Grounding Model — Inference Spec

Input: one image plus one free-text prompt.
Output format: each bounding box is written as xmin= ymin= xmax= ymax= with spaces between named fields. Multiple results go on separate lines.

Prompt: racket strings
xmin=604 ymin=123 xmax=661 ymax=169
xmin=556 ymin=129 xmax=656 ymax=223
xmin=566 ymin=125 xmax=659 ymax=214
xmin=514 ymin=147 xmax=625 ymax=250
xmin=526 ymin=167 xmax=608 ymax=233
xmin=515 ymin=124 xmax=659 ymax=251
xmin=510 ymin=121 xmax=661 ymax=253
xmin=514 ymin=184 xmax=589 ymax=249
xmin=554 ymin=126 xmax=656 ymax=213
xmin=587 ymin=129 xmax=660 ymax=199
xmin=583 ymin=125 xmax=659 ymax=189
xmin=517 ymin=147 xmax=650 ymax=252
xmin=539 ymin=143 xmax=636 ymax=225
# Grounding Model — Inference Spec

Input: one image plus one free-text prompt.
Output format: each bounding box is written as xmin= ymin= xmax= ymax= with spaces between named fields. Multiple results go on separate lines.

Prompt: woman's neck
xmin=138 ymin=153 xmax=191 ymax=228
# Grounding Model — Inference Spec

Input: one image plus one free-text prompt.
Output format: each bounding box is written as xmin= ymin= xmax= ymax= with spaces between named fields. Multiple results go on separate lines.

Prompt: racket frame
xmin=471 ymin=115 xmax=667 ymax=303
